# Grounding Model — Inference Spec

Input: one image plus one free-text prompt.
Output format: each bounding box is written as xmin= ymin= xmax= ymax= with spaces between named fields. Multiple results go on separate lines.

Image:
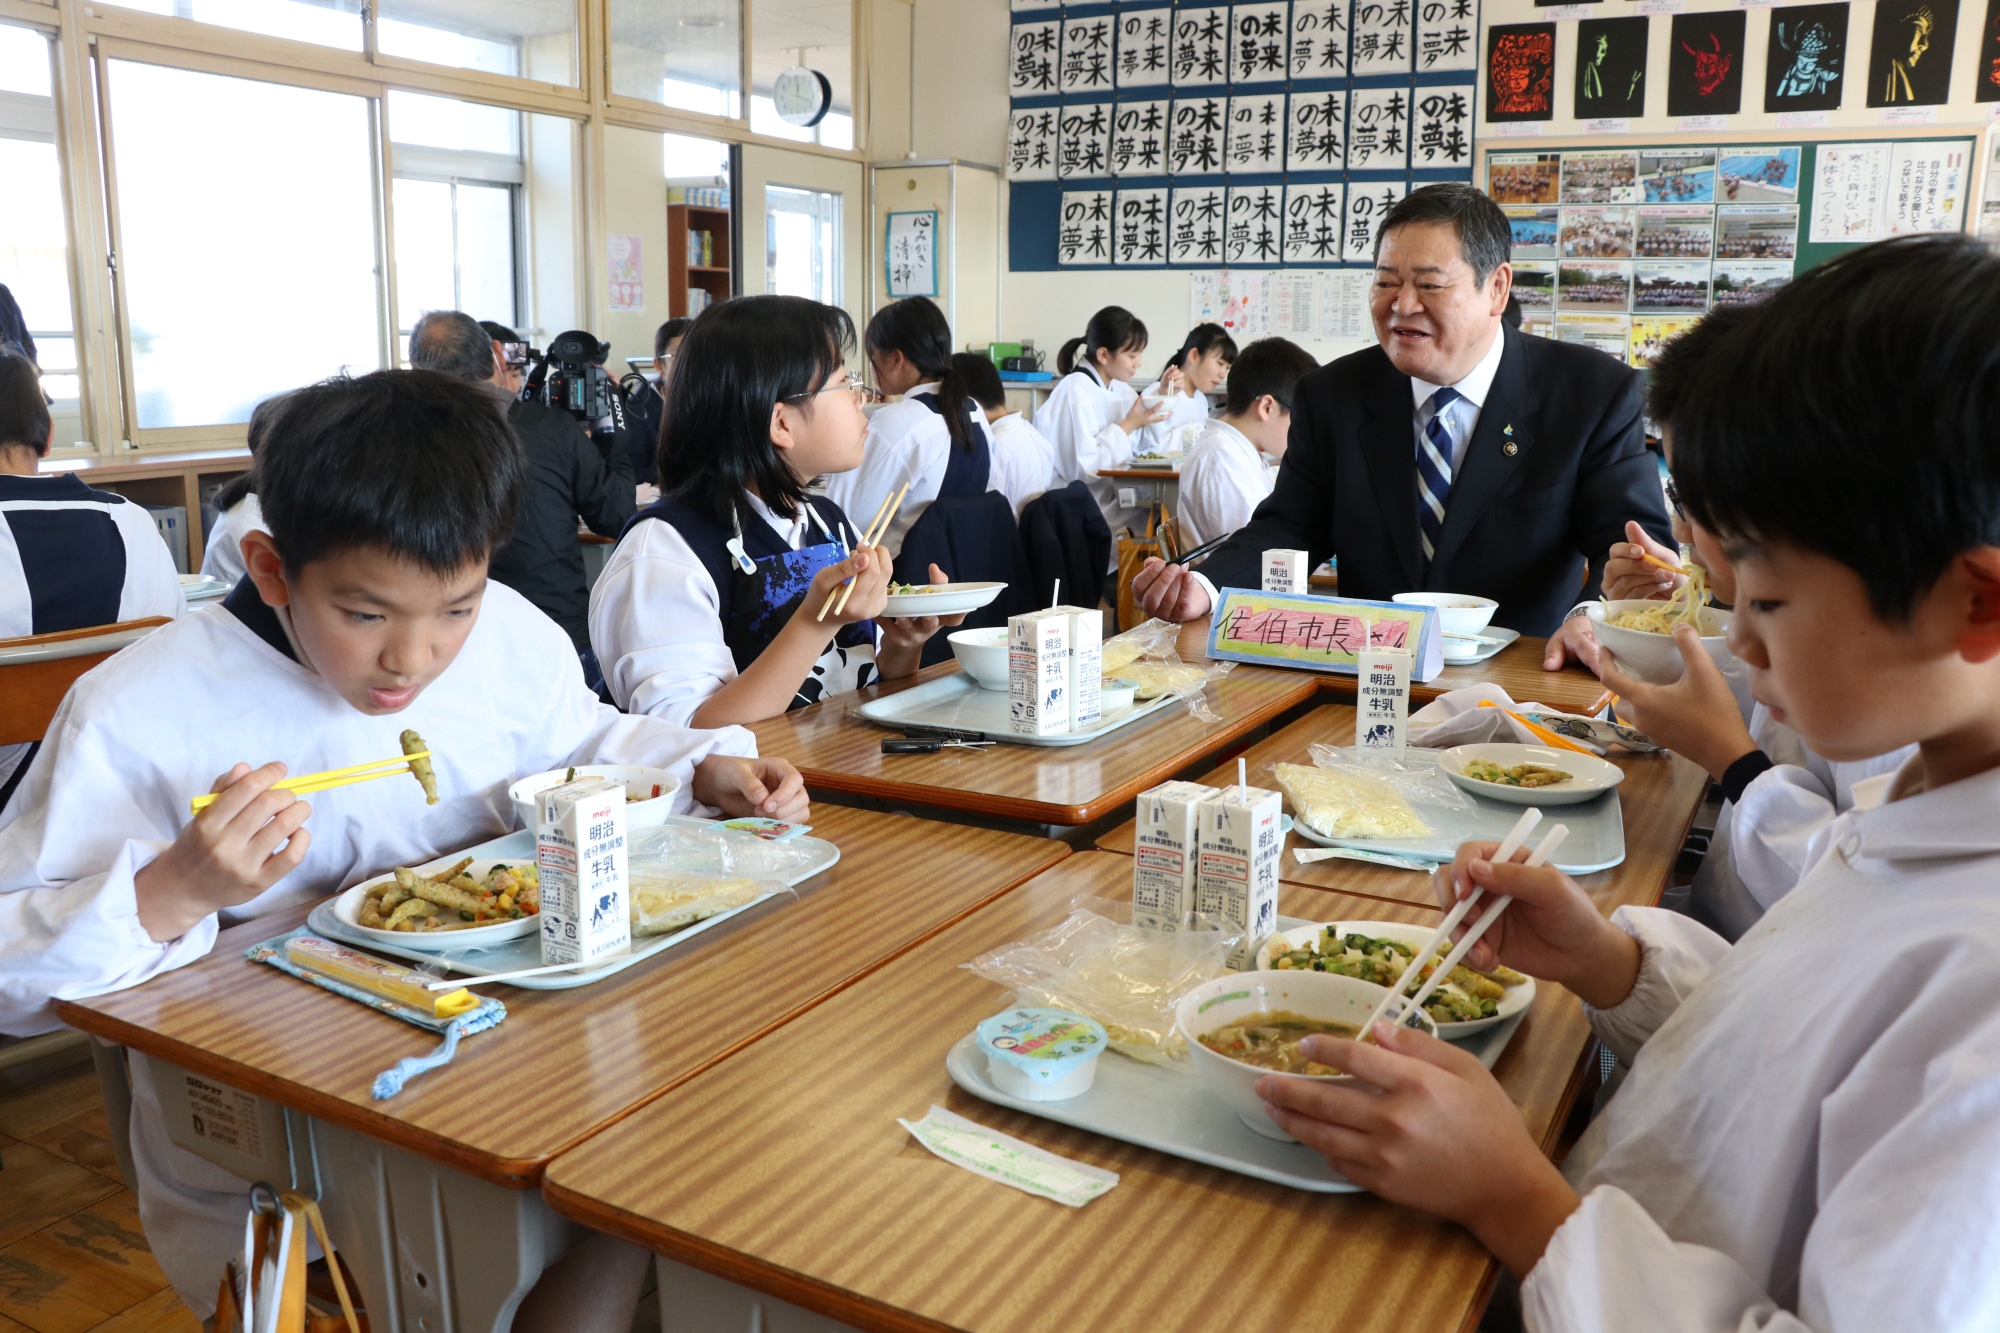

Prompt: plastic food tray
xmin=303 ymin=818 xmax=840 ymax=989
xmin=946 ymin=917 xmax=1527 ymax=1193
xmin=1440 ymin=625 xmax=1521 ymax=666
xmin=852 ymin=673 xmax=1183 ymax=747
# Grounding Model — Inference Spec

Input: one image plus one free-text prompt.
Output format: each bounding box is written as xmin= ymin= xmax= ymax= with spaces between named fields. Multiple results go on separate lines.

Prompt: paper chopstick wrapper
xmin=898 ymin=1105 xmax=1118 ymax=1207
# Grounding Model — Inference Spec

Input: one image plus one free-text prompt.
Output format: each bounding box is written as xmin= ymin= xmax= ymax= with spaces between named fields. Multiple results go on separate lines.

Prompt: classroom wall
xmin=602 ymin=124 xmax=674 ymax=371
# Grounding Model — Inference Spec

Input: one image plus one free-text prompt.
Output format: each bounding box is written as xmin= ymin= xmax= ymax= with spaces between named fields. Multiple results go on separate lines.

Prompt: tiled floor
xmin=0 ymin=1044 xmax=199 ymax=1333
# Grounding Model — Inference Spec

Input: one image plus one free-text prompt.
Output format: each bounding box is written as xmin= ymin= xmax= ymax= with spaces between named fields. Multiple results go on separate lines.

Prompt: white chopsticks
xmin=1358 ymin=807 xmax=1567 ymax=1041
xmin=425 ymin=959 xmax=593 ymax=990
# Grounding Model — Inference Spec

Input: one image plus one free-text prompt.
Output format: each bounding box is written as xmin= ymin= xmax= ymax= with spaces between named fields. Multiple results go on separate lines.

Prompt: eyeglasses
xmin=1663 ymin=478 xmax=1687 ymax=521
xmin=783 ymin=379 xmax=886 ymax=408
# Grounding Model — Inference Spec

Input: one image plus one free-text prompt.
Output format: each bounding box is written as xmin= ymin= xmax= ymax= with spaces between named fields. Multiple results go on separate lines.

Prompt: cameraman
xmin=480 ymin=319 xmax=527 ymax=397
xmin=620 ymin=316 xmax=690 ymax=489
xmin=409 ymin=311 xmax=633 ymax=681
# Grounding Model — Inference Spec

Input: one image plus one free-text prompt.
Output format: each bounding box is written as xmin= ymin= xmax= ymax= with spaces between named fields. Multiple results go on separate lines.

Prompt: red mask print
xmin=1681 ymin=34 xmax=1734 ymax=96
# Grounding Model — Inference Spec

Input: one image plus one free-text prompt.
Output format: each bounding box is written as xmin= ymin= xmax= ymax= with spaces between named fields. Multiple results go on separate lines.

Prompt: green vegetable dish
xmin=1463 ymin=759 xmax=1573 ymax=788
xmin=1270 ymin=929 xmax=1527 ymax=1024
xmin=886 ymin=582 xmax=938 ymax=595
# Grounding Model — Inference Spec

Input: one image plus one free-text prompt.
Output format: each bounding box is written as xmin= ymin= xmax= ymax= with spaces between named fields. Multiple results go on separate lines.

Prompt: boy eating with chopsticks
xmin=0 ymin=370 xmax=806 ymax=1325
xmin=1257 ymin=234 xmax=2000 ymax=1330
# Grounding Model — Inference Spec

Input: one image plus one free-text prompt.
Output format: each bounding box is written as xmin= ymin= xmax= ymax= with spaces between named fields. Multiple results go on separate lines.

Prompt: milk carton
xmin=1262 ymin=549 xmax=1310 ymax=594
xmin=536 ymin=777 xmax=631 ymax=965
xmin=1050 ymin=604 xmax=1103 ymax=730
xmin=1131 ymin=781 xmax=1216 ymax=930
xmin=1356 ymin=637 xmax=1414 ymax=752
xmin=1195 ymin=785 xmax=1283 ymax=969
xmin=1008 ymin=609 xmax=1071 ymax=736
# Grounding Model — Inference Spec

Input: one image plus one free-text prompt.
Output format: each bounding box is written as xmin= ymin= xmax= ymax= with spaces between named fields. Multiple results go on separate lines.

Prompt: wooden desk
xmin=53 ymin=806 xmax=1067 ymax=1188
xmin=747 ymin=648 xmax=1317 ymax=828
xmin=1095 ymin=704 xmax=1709 ymax=916
xmin=543 ymin=853 xmax=1597 ymax=1333
xmin=39 ymin=446 xmax=252 ymax=571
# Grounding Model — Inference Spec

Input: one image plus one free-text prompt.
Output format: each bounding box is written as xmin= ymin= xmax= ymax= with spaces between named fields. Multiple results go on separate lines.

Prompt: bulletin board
xmin=1006 ymin=0 xmax=1483 ymax=270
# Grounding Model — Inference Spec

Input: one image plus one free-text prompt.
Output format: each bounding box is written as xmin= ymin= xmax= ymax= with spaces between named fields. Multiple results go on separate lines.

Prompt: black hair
xmin=951 ymin=352 xmax=1007 ymax=411
xmin=1503 ymin=294 xmax=1522 ymax=331
xmin=1165 ymin=323 xmax=1238 ymax=373
xmin=1223 ymin=338 xmax=1318 ymax=417
xmin=1644 ymin=304 xmax=1756 ymax=427
xmin=1672 ymin=234 xmax=2000 ymax=622
xmin=655 ymin=317 xmax=693 ymax=359
xmin=212 ymin=393 xmax=289 ymax=513
xmin=0 ymin=352 xmax=50 ymax=456
xmin=658 ymin=293 xmax=855 ymax=523
xmin=865 ymin=296 xmax=975 ymax=453
xmin=1376 ymin=183 xmax=1512 ymax=284
xmin=1057 ymin=306 xmax=1149 ymax=378
xmin=478 ymin=320 xmax=519 ymax=343
xmin=408 ymin=311 xmax=495 ymax=382
xmin=257 ymin=369 xmax=525 ymax=577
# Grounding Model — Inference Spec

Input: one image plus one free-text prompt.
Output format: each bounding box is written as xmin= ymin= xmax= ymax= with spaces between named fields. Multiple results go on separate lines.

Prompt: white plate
xmin=1438 ymin=743 xmax=1625 ymax=806
xmin=880 ymin=582 xmax=1007 ymax=619
xmin=852 ymin=672 xmax=1181 ymax=747
xmin=331 ymin=855 xmax=541 ymax=951
xmin=178 ymin=574 xmax=232 ymax=601
xmin=1440 ymin=625 xmax=1520 ymax=665
xmin=1253 ymin=920 xmax=1536 ymax=1038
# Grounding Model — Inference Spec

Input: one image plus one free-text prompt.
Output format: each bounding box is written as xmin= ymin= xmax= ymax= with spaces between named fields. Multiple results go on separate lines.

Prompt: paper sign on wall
xmin=886 ymin=210 xmax=939 ymax=297
xmin=1206 ymin=589 xmax=1444 ymax=680
xmin=1809 ymin=142 xmax=1891 ymax=242
xmin=608 ymin=234 xmax=644 ymax=311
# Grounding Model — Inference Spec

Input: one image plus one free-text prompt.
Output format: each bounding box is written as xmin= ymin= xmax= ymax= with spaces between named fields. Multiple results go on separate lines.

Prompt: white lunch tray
xmin=303 ymin=818 xmax=840 ymax=989
xmin=946 ymin=918 xmax=1526 ymax=1193
xmin=1441 ymin=625 xmax=1520 ymax=666
xmin=853 ymin=673 xmax=1182 ymax=747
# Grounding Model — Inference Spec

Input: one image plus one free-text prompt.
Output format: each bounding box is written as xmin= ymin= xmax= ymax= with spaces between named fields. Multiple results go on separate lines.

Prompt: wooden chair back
xmin=0 ymin=617 xmax=173 ymax=746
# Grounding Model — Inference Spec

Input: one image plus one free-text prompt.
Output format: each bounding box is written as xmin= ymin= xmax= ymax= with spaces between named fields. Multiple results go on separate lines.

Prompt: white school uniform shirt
xmin=590 ymin=490 xmax=881 ymax=728
xmin=0 ymin=580 xmax=754 ymax=1313
xmin=1176 ymin=418 xmax=1275 ymax=549
xmin=198 ymin=494 xmax=266 ymax=585
xmin=820 ymin=382 xmax=955 ymax=558
xmin=985 ymin=411 xmax=1055 ymax=516
xmin=1135 ymin=378 xmax=1211 ymax=455
xmin=1038 ymin=365 xmax=1143 ymax=566
xmin=1522 ymin=758 xmax=2000 ymax=1333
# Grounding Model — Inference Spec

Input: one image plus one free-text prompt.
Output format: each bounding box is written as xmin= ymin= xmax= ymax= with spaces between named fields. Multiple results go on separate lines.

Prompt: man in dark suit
xmin=1135 ymin=183 xmax=1671 ymax=656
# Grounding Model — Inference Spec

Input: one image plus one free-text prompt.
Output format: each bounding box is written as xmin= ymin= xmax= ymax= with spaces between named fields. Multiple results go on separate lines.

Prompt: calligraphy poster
xmin=1667 ymin=11 xmax=1747 ymax=118
xmin=1764 ymin=4 xmax=1849 ymax=114
xmin=1110 ymin=100 xmax=1170 ymax=176
xmin=1172 ymin=6 xmax=1230 ymax=86
xmin=1352 ymin=0 xmax=1417 ymax=75
xmin=1060 ymin=13 xmax=1117 ymax=94
xmin=1886 ymin=140 xmax=1969 ymax=233
xmin=1005 ymin=106 xmax=1057 ymax=180
xmin=1206 ymin=590 xmax=1442 ymax=681
xmin=1289 ymin=0 xmax=1349 ymax=77
xmin=1282 ymin=182 xmax=1346 ymax=264
xmin=1867 ymin=0 xmax=1958 ymax=108
xmin=885 ymin=212 xmax=937 ymax=297
xmin=1348 ymin=86 xmax=1411 ymax=172
xmin=1057 ymin=191 xmax=1113 ymax=266
xmin=1343 ymin=180 xmax=1408 ymax=262
xmin=1224 ymin=184 xmax=1284 ymax=264
xmin=1117 ymin=8 xmax=1172 ymax=88
xmin=1113 ymin=187 xmax=1169 ymax=265
xmin=1416 ymin=0 xmax=1479 ymax=73
xmin=1412 ymin=87 xmax=1472 ymax=169
xmin=1573 ymin=16 xmax=1648 ymax=121
xmin=1809 ymin=141 xmax=1891 ymax=241
xmin=1057 ymin=102 xmax=1111 ymax=179
xmin=1223 ymin=93 xmax=1287 ymax=173
xmin=1167 ymin=96 xmax=1227 ymax=174
xmin=1286 ymin=89 xmax=1348 ymax=173
xmin=1010 ymin=21 xmax=1061 ymax=96
xmin=1169 ymin=186 xmax=1228 ymax=265
xmin=1230 ymin=2 xmax=1290 ymax=83
xmin=1485 ymin=24 xmax=1556 ymax=121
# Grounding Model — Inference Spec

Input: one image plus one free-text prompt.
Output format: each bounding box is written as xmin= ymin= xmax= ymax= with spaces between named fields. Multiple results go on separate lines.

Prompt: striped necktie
xmin=1417 ymin=385 xmax=1459 ymax=565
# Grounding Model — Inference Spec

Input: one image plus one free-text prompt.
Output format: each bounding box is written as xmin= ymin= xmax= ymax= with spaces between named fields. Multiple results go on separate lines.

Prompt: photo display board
xmin=1009 ymin=0 xmax=1483 ymax=270
xmin=1482 ymin=135 xmax=1972 ymax=364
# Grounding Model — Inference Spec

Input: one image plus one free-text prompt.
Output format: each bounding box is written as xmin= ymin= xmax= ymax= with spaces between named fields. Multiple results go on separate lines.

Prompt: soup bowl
xmin=1583 ymin=600 xmax=1734 ymax=685
xmin=1177 ymin=970 xmax=1435 ymax=1142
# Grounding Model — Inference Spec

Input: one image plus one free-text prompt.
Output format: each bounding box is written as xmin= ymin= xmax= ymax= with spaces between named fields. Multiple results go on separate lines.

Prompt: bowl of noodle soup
xmin=1583 ymin=599 xmax=1734 ymax=684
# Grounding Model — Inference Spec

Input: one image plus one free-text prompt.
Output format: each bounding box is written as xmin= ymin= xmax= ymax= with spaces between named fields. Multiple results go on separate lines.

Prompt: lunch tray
xmin=303 ymin=817 xmax=840 ymax=989
xmin=852 ymin=673 xmax=1183 ymax=747
xmin=946 ymin=917 xmax=1527 ymax=1193
xmin=1440 ymin=625 xmax=1520 ymax=666
xmin=1291 ymin=772 xmax=1626 ymax=875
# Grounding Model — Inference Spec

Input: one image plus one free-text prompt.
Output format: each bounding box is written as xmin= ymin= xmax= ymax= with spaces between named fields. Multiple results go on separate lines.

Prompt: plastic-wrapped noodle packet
xmin=963 ymin=898 xmax=1240 ymax=1064
xmin=1272 ymin=762 xmax=1434 ymax=842
xmin=627 ymin=821 xmax=823 ymax=879
xmin=629 ymin=873 xmax=790 ymax=937
xmin=1098 ymin=618 xmax=1235 ymax=724
xmin=1304 ymin=743 xmax=1476 ymax=814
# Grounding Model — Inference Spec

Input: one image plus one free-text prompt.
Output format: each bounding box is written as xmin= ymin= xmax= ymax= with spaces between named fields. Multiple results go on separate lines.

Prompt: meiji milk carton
xmin=1009 ymin=609 xmax=1071 ymax=736
xmin=1262 ymin=549 xmax=1310 ymax=593
xmin=1195 ymin=785 xmax=1284 ymax=969
xmin=1356 ymin=638 xmax=1414 ymax=752
xmin=1050 ymin=604 xmax=1103 ymax=730
xmin=1131 ymin=781 xmax=1216 ymax=930
xmin=536 ymin=777 xmax=631 ymax=965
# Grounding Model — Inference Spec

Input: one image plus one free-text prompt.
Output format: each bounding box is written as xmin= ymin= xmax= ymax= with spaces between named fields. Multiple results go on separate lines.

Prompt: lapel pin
xmin=1503 ymin=442 xmax=1519 ymax=456
xmin=1503 ymin=424 xmax=1514 ymax=436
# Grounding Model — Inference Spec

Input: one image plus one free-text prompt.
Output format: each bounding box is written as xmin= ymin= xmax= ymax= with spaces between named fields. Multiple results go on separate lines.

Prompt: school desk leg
xmin=655 ymin=1255 xmax=863 ymax=1333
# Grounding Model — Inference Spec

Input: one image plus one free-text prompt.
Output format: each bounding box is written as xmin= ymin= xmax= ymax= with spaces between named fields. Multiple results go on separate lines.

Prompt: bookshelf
xmin=667 ymin=203 xmax=732 ymax=317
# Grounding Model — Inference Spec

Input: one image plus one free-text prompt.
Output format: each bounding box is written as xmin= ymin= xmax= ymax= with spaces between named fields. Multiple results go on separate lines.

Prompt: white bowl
xmin=507 ymin=764 xmax=681 ymax=832
xmin=332 ymin=855 xmax=540 ymax=951
xmin=1177 ymin=970 xmax=1435 ymax=1142
xmin=949 ymin=626 xmax=1011 ymax=690
xmin=1252 ymin=920 xmax=1537 ymax=1038
xmin=1437 ymin=743 xmax=1625 ymax=806
xmin=881 ymin=582 xmax=1007 ymax=619
xmin=1392 ymin=592 xmax=1499 ymax=636
xmin=1583 ymin=600 xmax=1733 ymax=685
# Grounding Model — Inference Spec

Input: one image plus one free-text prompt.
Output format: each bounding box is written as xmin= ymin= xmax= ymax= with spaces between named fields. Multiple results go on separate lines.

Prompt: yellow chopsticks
xmin=188 ymin=751 xmax=432 ymax=814
xmin=816 ymin=481 xmax=910 ymax=621
xmin=1638 ymin=550 xmax=1687 ymax=576
xmin=1475 ymin=701 xmax=1597 ymax=755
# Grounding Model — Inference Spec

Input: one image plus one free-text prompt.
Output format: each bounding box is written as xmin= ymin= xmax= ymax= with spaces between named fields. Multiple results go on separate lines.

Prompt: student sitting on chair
xmin=199 ymin=393 xmax=285 ymax=587
xmin=1176 ymin=337 xmax=1318 ymax=549
xmin=0 ymin=368 xmax=803 ymax=1327
xmin=1136 ymin=321 xmax=1235 ymax=456
xmin=0 ymin=350 xmax=184 ymax=807
xmin=590 ymin=295 xmax=963 ymax=729
xmin=822 ymin=295 xmax=991 ymax=559
xmin=951 ymin=350 xmax=1051 ymax=516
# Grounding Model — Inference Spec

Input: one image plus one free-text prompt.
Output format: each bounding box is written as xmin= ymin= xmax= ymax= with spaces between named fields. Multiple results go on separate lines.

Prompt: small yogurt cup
xmin=976 ymin=1007 xmax=1108 ymax=1102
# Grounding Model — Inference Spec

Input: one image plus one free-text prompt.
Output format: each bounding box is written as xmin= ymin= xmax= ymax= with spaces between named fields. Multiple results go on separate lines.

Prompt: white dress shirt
xmin=1409 ymin=326 xmax=1505 ymax=474
xmin=1176 ymin=419 xmax=1275 ymax=548
xmin=199 ymin=495 xmax=266 ymax=585
xmin=820 ymin=382 xmax=954 ymax=558
xmin=986 ymin=412 xmax=1054 ymax=516
xmin=1037 ymin=365 xmax=1144 ymax=568
xmin=1522 ymin=758 xmax=2000 ymax=1333
xmin=1135 ymin=379 xmax=1212 ymax=455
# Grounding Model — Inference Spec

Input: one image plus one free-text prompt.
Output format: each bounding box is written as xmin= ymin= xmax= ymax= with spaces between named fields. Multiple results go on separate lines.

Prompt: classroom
xmin=3 ymin=0 xmax=1999 ymax=1327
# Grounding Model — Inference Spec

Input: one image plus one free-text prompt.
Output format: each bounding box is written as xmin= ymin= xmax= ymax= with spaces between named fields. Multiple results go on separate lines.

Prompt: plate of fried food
xmin=1253 ymin=920 xmax=1536 ymax=1038
xmin=332 ymin=853 xmax=541 ymax=950
xmin=881 ymin=581 xmax=1007 ymax=619
xmin=1436 ymin=743 xmax=1625 ymax=806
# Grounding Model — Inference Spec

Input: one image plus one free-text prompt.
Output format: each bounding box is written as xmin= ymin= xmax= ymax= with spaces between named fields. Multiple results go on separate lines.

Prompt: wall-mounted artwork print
xmin=1486 ymin=24 xmax=1557 ymax=121
xmin=1980 ymin=0 xmax=2000 ymax=101
xmin=1489 ymin=151 xmax=1561 ymax=203
xmin=1505 ymin=205 xmax=1560 ymax=258
xmin=1667 ymin=11 xmax=1747 ymax=117
xmin=1717 ymin=146 xmax=1802 ymax=201
xmin=1765 ymin=4 xmax=1849 ymax=112
xmin=1867 ymin=0 xmax=1958 ymax=107
xmin=1574 ymin=17 xmax=1649 ymax=119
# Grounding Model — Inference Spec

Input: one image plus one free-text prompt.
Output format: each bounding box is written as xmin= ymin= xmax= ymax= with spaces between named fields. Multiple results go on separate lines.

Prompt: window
xmin=753 ymin=0 xmax=850 ymax=148
xmin=610 ymin=0 xmax=740 ymax=117
xmin=0 ymin=26 xmax=82 ymax=443
xmin=111 ymin=0 xmax=364 ymax=53
xmin=765 ymin=185 xmax=838 ymax=305
xmin=389 ymin=92 xmax=524 ymax=336
xmin=105 ymin=61 xmax=383 ymax=430
xmin=376 ymin=0 xmax=577 ymax=85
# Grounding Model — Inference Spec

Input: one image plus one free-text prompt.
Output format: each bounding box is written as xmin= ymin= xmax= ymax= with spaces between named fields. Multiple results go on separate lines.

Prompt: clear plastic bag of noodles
xmin=624 ymin=824 xmax=813 ymax=937
xmin=963 ymin=898 xmax=1240 ymax=1064
xmin=1099 ymin=618 xmax=1234 ymax=723
xmin=1272 ymin=762 xmax=1438 ymax=842
xmin=1303 ymin=744 xmax=1477 ymax=816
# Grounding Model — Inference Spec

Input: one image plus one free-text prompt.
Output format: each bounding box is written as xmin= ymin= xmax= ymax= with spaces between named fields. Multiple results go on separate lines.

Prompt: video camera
xmin=519 ymin=329 xmax=628 ymax=444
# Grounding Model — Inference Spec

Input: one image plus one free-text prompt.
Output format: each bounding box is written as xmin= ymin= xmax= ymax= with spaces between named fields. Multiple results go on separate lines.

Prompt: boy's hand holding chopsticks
xmin=1602 ymin=519 xmax=1689 ymax=601
xmin=136 ymin=762 xmax=314 ymax=943
xmin=1437 ymin=837 xmax=1642 ymax=1012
